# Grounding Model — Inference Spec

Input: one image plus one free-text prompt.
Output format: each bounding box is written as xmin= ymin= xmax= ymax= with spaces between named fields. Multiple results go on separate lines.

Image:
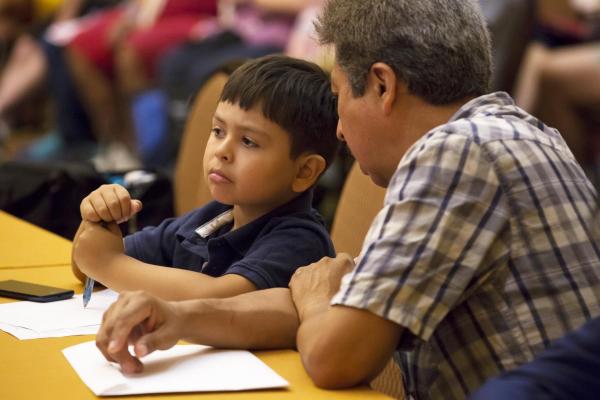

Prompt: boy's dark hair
xmin=220 ymin=54 xmax=339 ymax=167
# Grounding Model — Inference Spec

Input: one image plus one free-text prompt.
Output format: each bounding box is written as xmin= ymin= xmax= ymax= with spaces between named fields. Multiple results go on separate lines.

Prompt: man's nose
xmin=336 ymin=120 xmax=345 ymax=141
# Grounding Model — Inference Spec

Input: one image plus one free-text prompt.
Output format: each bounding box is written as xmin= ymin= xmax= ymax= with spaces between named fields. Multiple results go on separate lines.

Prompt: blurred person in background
xmin=0 ymin=0 xmax=120 ymax=160
xmin=64 ymin=0 xmax=218 ymax=169
xmin=515 ymin=0 xmax=600 ymax=180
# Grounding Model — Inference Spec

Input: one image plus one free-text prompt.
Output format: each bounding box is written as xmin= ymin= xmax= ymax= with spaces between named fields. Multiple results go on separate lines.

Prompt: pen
xmin=83 ymin=277 xmax=94 ymax=308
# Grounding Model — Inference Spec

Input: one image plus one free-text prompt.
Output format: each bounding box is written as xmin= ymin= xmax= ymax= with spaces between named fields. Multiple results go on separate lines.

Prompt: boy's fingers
xmin=102 ymin=221 xmax=121 ymax=235
xmin=131 ymin=200 xmax=143 ymax=216
xmin=113 ymin=185 xmax=132 ymax=220
xmin=89 ymin=194 xmax=113 ymax=222
xmin=81 ymin=199 xmax=101 ymax=222
xmin=99 ymin=188 xmax=123 ymax=222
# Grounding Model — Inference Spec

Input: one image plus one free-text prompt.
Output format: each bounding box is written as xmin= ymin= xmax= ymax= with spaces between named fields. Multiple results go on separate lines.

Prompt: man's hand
xmin=72 ymin=221 xmax=124 ymax=277
xmin=96 ymin=291 xmax=184 ymax=374
xmin=289 ymin=253 xmax=355 ymax=321
xmin=80 ymin=184 xmax=142 ymax=224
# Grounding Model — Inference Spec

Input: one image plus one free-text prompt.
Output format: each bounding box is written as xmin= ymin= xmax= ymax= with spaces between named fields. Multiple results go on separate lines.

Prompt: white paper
xmin=63 ymin=341 xmax=289 ymax=396
xmin=0 ymin=322 xmax=98 ymax=339
xmin=0 ymin=289 xmax=118 ymax=339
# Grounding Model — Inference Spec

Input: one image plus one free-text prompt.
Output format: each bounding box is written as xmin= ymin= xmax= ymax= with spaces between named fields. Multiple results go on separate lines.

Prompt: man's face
xmin=331 ymin=64 xmax=390 ymax=187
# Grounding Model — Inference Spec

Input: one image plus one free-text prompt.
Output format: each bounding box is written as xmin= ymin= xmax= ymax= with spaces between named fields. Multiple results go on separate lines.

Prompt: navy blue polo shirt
xmin=124 ymin=189 xmax=335 ymax=289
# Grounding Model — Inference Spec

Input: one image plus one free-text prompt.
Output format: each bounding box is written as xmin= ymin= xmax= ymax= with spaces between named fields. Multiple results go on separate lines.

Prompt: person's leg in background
xmin=479 ymin=0 xmax=536 ymax=94
xmin=112 ymin=15 xmax=206 ymax=168
xmin=0 ymin=34 xmax=47 ymax=143
xmin=533 ymin=43 xmax=600 ymax=164
xmin=65 ymin=7 xmax=139 ymax=167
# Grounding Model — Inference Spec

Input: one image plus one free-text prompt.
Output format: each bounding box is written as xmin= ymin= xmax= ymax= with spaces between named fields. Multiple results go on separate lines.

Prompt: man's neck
xmin=397 ymin=95 xmax=474 ymax=148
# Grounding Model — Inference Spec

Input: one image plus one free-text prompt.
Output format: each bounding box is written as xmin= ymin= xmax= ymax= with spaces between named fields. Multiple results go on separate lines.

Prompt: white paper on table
xmin=0 ymin=289 xmax=118 ymax=339
xmin=0 ymin=322 xmax=98 ymax=339
xmin=63 ymin=341 xmax=289 ymax=396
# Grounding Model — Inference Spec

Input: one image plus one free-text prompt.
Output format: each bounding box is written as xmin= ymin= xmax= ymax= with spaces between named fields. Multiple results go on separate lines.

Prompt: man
xmin=96 ymin=1 xmax=600 ymax=399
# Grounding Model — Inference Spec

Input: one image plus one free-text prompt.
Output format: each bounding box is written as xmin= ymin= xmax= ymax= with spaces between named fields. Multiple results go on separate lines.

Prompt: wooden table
xmin=0 ymin=211 xmax=72 ymax=268
xmin=0 ymin=215 xmax=390 ymax=400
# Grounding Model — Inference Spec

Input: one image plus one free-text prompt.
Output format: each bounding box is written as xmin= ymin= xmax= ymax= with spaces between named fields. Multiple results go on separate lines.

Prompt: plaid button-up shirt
xmin=332 ymin=92 xmax=600 ymax=399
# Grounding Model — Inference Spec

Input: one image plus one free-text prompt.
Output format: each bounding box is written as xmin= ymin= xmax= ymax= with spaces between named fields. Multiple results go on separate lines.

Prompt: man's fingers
xmin=108 ymin=345 xmax=144 ymax=374
xmin=106 ymin=296 xmax=154 ymax=352
xmin=134 ymin=324 xmax=177 ymax=358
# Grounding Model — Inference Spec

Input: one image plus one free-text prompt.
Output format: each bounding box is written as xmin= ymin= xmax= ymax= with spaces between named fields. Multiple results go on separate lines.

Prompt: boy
xmin=71 ymin=54 xmax=339 ymax=301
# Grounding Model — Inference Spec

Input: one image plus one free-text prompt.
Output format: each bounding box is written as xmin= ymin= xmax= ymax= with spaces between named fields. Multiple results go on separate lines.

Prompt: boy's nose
xmin=214 ymin=140 xmax=233 ymax=162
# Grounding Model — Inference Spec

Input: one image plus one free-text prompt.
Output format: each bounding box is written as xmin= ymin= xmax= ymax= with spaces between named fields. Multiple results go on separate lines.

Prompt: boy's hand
xmin=96 ymin=291 xmax=183 ymax=374
xmin=80 ymin=184 xmax=142 ymax=224
xmin=73 ymin=221 xmax=124 ymax=277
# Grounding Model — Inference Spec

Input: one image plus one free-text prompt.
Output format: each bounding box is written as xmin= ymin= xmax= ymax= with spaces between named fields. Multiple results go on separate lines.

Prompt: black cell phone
xmin=0 ymin=280 xmax=74 ymax=302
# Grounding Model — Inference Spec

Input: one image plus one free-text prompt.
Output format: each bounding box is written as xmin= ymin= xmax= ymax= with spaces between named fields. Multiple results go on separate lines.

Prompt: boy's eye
xmin=211 ymin=127 xmax=224 ymax=138
xmin=242 ymin=136 xmax=258 ymax=148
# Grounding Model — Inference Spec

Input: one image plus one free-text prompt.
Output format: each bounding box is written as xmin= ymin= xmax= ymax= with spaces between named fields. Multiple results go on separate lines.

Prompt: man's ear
xmin=292 ymin=154 xmax=327 ymax=193
xmin=369 ymin=62 xmax=400 ymax=115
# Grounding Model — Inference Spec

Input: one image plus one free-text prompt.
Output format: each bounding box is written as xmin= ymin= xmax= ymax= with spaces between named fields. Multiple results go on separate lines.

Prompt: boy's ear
xmin=292 ymin=154 xmax=326 ymax=193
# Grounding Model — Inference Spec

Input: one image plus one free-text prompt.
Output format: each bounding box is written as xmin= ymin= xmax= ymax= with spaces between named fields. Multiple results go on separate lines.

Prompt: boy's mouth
xmin=208 ymin=169 xmax=232 ymax=184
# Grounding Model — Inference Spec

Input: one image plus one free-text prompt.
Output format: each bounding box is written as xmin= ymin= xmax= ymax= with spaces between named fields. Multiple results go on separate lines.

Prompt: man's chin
xmin=357 ymin=164 xmax=389 ymax=188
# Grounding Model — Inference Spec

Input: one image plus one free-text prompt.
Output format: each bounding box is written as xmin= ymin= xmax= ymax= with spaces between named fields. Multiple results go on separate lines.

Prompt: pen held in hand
xmin=83 ymin=276 xmax=94 ymax=308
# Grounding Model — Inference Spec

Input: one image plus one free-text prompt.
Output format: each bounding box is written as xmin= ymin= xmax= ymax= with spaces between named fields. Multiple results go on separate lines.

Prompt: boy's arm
xmin=71 ymin=222 xmax=87 ymax=284
xmin=73 ymin=221 xmax=257 ymax=300
xmin=72 ymin=183 xmax=142 ymax=284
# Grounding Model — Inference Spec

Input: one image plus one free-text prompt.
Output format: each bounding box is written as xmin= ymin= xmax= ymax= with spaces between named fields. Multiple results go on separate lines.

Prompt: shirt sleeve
xmin=124 ymin=216 xmax=181 ymax=266
xmin=331 ymin=132 xmax=509 ymax=343
xmin=225 ymin=218 xmax=335 ymax=289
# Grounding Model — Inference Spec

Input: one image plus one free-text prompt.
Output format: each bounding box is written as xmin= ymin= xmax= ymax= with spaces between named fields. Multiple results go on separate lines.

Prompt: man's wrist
xmin=297 ymin=296 xmax=331 ymax=322
xmin=177 ymin=299 xmax=211 ymax=342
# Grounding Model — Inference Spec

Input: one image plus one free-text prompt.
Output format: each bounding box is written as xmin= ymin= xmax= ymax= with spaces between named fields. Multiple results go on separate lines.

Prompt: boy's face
xmin=203 ymin=101 xmax=300 ymax=214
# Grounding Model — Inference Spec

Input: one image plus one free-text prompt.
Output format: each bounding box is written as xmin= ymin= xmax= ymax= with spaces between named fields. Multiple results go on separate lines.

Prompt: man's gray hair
xmin=316 ymin=0 xmax=492 ymax=104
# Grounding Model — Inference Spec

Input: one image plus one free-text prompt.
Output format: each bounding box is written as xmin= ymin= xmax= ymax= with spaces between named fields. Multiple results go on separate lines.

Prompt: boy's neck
xmin=231 ymin=192 xmax=300 ymax=231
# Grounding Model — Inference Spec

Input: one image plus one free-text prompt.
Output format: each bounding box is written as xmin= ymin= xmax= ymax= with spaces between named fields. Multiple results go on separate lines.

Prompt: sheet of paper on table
xmin=0 ymin=289 xmax=118 ymax=339
xmin=63 ymin=341 xmax=289 ymax=396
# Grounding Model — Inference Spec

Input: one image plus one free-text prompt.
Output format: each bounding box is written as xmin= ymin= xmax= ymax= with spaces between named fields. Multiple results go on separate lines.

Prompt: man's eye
xmin=242 ymin=137 xmax=258 ymax=148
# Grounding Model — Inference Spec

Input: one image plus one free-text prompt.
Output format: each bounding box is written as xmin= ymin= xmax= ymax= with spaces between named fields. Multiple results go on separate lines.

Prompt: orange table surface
xmin=0 ymin=211 xmax=72 ymax=268
xmin=0 ymin=218 xmax=391 ymax=400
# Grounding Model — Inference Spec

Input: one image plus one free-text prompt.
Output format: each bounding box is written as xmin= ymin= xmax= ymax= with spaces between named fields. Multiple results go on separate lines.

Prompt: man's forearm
xmin=177 ymin=288 xmax=299 ymax=349
xmin=296 ymin=306 xmax=403 ymax=389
